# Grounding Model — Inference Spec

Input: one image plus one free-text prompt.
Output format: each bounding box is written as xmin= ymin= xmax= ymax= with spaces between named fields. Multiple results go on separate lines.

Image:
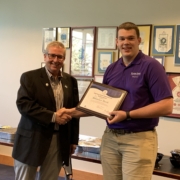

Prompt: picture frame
xmin=98 ymin=51 xmax=113 ymax=73
xmin=137 ymin=24 xmax=152 ymax=55
xmin=174 ymin=25 xmax=180 ymax=65
xmin=70 ymin=27 xmax=95 ymax=77
xmin=165 ymin=72 xmax=180 ymax=119
xmin=57 ymin=27 xmax=70 ymax=48
xmin=76 ymin=80 xmax=128 ymax=119
xmin=152 ymin=56 xmax=165 ymax=66
xmin=152 ymin=25 xmax=175 ymax=56
xmin=42 ymin=27 xmax=57 ymax=53
xmin=97 ymin=27 xmax=117 ymax=50
xmin=77 ymin=78 xmax=92 ymax=100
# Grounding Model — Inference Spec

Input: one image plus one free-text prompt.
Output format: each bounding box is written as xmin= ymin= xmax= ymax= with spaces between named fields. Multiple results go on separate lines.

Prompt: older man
xmin=13 ymin=41 xmax=79 ymax=180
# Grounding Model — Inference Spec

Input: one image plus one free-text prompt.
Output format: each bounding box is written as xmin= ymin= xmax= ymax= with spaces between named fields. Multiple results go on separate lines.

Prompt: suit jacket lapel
xmin=40 ymin=68 xmax=56 ymax=107
xmin=61 ymin=75 xmax=69 ymax=107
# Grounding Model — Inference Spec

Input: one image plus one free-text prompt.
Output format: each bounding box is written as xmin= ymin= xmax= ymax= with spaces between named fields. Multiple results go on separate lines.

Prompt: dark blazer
xmin=12 ymin=67 xmax=79 ymax=166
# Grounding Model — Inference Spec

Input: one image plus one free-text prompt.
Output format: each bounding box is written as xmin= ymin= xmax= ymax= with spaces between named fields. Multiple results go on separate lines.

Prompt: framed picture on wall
xmin=152 ymin=56 xmax=165 ymax=66
xmin=57 ymin=27 xmax=70 ymax=48
xmin=174 ymin=25 xmax=180 ymax=65
xmin=42 ymin=28 xmax=57 ymax=53
xmin=97 ymin=27 xmax=117 ymax=50
xmin=98 ymin=51 xmax=113 ymax=73
xmin=152 ymin=25 xmax=175 ymax=56
xmin=70 ymin=27 xmax=95 ymax=77
xmin=165 ymin=72 xmax=180 ymax=119
xmin=137 ymin=24 xmax=152 ymax=55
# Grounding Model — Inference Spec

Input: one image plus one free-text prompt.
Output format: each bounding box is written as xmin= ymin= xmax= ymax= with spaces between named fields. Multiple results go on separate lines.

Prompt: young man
xmin=100 ymin=22 xmax=173 ymax=180
xmin=57 ymin=22 xmax=173 ymax=180
xmin=12 ymin=41 xmax=79 ymax=180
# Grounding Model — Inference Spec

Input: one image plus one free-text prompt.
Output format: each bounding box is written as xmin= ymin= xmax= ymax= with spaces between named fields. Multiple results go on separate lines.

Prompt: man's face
xmin=44 ymin=46 xmax=65 ymax=76
xmin=116 ymin=29 xmax=141 ymax=60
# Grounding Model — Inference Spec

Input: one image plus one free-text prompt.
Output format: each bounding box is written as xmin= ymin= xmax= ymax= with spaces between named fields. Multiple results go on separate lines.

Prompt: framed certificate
xmin=57 ymin=27 xmax=70 ymax=48
xmin=98 ymin=51 xmax=113 ymax=73
xmin=97 ymin=27 xmax=117 ymax=49
xmin=152 ymin=25 xmax=175 ymax=56
xmin=76 ymin=80 xmax=128 ymax=119
xmin=42 ymin=28 xmax=57 ymax=53
xmin=165 ymin=73 xmax=180 ymax=119
xmin=137 ymin=24 xmax=152 ymax=55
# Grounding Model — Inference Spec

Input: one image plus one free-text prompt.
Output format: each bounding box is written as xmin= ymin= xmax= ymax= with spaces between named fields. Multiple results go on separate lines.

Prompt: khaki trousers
xmin=100 ymin=127 xmax=158 ymax=180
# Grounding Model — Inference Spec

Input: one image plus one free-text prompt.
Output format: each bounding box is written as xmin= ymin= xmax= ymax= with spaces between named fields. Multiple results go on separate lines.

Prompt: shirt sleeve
xmin=52 ymin=112 xmax=56 ymax=122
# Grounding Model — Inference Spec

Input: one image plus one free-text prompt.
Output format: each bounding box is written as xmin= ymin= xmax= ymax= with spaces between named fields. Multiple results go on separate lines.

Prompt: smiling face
xmin=44 ymin=45 xmax=65 ymax=77
xmin=116 ymin=29 xmax=141 ymax=63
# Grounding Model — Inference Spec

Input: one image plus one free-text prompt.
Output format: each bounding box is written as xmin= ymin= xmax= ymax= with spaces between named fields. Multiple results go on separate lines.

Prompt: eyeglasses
xmin=47 ymin=53 xmax=64 ymax=60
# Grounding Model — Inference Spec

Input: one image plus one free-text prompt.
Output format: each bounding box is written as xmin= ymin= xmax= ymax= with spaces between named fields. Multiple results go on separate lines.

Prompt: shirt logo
xmin=131 ymin=72 xmax=141 ymax=78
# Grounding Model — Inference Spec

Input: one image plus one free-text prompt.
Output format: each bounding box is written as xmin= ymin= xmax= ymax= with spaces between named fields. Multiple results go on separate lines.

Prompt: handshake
xmin=55 ymin=107 xmax=86 ymax=125
xmin=54 ymin=107 xmax=124 ymax=125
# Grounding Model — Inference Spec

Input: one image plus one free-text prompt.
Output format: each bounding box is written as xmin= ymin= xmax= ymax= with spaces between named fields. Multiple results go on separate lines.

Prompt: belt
xmin=106 ymin=126 xmax=154 ymax=135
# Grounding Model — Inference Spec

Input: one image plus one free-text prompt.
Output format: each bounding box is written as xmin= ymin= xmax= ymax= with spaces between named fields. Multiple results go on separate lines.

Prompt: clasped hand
xmin=55 ymin=108 xmax=72 ymax=125
xmin=55 ymin=107 xmax=127 ymax=125
xmin=107 ymin=110 xmax=127 ymax=124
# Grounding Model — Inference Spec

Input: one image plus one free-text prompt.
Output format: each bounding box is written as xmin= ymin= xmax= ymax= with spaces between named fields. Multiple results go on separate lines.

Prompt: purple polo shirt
xmin=103 ymin=51 xmax=172 ymax=130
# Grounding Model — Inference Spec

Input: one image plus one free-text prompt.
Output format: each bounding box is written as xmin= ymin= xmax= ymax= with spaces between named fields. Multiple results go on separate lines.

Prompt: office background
xmin=0 ymin=1 xmax=180 ymax=179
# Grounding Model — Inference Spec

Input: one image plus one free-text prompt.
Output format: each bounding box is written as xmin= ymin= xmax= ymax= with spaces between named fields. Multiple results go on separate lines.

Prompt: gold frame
xmin=137 ymin=24 xmax=152 ymax=55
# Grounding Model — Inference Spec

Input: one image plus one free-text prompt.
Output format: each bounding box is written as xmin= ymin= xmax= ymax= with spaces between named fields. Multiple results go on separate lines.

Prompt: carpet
xmin=0 ymin=164 xmax=65 ymax=180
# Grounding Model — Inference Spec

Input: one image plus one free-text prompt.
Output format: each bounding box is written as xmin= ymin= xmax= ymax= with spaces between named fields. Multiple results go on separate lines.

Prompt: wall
xmin=0 ymin=1 xmax=180 ymax=180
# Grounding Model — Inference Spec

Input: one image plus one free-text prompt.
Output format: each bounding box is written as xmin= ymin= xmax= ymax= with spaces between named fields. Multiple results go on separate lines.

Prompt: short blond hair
xmin=45 ymin=41 xmax=66 ymax=57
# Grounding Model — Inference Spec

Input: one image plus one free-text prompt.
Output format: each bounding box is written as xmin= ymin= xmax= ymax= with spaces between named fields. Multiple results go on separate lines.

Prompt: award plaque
xmin=76 ymin=80 xmax=128 ymax=119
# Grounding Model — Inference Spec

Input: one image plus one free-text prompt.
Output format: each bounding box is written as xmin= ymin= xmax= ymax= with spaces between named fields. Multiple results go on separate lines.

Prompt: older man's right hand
xmin=55 ymin=108 xmax=72 ymax=125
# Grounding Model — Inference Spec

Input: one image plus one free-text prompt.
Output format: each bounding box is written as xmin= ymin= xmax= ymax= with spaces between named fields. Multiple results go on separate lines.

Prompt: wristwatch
xmin=126 ymin=111 xmax=131 ymax=121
